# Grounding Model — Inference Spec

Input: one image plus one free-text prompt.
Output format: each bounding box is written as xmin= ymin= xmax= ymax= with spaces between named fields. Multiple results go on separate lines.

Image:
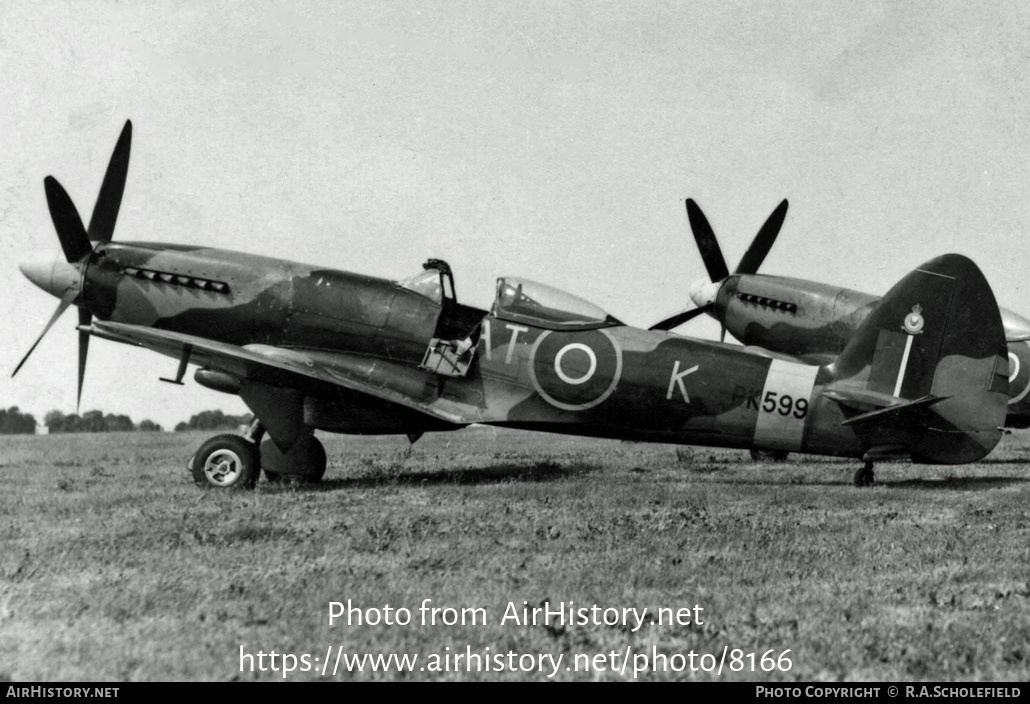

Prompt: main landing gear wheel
xmin=750 ymin=449 xmax=789 ymax=461
xmin=190 ymin=434 xmax=260 ymax=489
xmin=853 ymin=462 xmax=875 ymax=488
xmin=261 ymin=435 xmax=327 ymax=484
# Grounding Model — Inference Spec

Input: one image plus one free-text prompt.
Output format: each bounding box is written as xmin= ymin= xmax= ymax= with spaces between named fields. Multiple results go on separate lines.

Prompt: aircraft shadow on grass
xmin=270 ymin=460 xmax=601 ymax=491
xmin=697 ymin=473 xmax=1029 ymax=491
xmin=977 ymin=456 xmax=1030 ymax=465
xmin=879 ymin=476 xmax=1030 ymax=491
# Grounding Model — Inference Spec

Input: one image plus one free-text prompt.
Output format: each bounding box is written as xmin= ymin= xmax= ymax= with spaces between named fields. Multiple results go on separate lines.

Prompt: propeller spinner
xmin=13 ymin=120 xmax=133 ymax=409
xmin=650 ymin=198 xmax=788 ymax=334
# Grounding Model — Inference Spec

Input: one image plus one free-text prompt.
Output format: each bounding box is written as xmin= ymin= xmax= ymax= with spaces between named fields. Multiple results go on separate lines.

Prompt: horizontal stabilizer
xmin=837 ymin=394 xmax=947 ymax=426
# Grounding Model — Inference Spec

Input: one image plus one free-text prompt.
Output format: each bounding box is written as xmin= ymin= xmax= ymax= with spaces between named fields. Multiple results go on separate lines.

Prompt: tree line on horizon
xmin=0 ymin=406 xmax=252 ymax=435
xmin=0 ymin=407 xmax=37 ymax=435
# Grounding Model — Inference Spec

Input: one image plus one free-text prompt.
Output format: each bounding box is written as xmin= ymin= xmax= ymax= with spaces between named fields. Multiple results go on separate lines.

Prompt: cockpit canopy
xmin=492 ymin=277 xmax=623 ymax=330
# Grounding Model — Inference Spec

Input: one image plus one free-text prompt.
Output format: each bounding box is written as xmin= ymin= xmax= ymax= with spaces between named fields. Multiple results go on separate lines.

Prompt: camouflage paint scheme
xmin=19 ymin=122 xmax=1010 ymax=486
xmin=69 ymin=242 xmax=1007 ymax=466
xmin=706 ymin=272 xmax=1030 ymax=428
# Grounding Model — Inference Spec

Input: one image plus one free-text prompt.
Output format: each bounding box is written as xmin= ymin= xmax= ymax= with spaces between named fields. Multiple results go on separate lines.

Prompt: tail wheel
xmin=190 ymin=434 xmax=260 ymax=489
xmin=853 ymin=463 xmax=875 ymax=488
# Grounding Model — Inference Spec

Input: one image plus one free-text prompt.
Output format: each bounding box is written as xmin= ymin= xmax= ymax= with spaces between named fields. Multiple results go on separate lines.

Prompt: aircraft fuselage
xmin=65 ymin=243 xmax=1005 ymax=465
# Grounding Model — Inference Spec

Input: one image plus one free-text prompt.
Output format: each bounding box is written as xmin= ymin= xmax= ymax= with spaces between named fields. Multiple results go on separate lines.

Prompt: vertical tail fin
xmin=827 ymin=254 xmax=1007 ymax=463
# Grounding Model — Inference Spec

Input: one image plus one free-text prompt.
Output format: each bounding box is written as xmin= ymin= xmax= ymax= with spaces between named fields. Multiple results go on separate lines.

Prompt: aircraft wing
xmin=81 ymin=320 xmax=473 ymax=426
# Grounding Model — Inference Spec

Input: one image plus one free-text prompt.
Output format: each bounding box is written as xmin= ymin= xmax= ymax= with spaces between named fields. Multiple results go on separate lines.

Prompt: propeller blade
xmin=734 ymin=199 xmax=788 ymax=275
xmin=686 ymin=199 xmax=729 ymax=282
xmin=649 ymin=305 xmax=711 ymax=331
xmin=77 ymin=308 xmax=92 ymax=412
xmin=11 ymin=290 xmax=76 ymax=378
xmin=87 ymin=120 xmax=132 ymax=243
xmin=44 ymin=176 xmax=92 ymax=263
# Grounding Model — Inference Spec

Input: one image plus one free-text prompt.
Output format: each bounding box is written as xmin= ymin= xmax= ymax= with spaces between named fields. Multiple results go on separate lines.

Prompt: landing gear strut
xmin=243 ymin=418 xmax=266 ymax=445
xmin=853 ymin=461 xmax=874 ymax=487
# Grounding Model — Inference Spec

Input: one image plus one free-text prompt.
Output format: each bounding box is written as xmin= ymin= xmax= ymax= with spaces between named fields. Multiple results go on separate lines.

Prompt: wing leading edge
xmin=81 ymin=320 xmax=476 ymax=427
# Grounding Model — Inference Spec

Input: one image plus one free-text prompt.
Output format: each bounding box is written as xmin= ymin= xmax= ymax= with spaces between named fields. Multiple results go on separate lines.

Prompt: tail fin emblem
xmin=903 ymin=305 xmax=924 ymax=335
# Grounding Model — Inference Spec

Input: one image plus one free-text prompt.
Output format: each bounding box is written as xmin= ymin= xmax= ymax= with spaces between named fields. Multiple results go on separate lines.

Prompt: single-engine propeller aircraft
xmin=14 ymin=122 xmax=1012 ymax=488
xmin=650 ymin=199 xmax=1030 ymax=441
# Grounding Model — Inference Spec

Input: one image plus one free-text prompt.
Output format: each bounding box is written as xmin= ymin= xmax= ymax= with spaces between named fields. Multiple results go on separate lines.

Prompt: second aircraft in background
xmin=651 ymin=199 xmax=1030 ymax=436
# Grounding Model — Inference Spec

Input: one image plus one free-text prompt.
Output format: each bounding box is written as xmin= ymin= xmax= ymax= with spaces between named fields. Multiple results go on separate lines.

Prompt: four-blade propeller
xmin=649 ymin=198 xmax=788 ymax=333
xmin=12 ymin=120 xmax=132 ymax=409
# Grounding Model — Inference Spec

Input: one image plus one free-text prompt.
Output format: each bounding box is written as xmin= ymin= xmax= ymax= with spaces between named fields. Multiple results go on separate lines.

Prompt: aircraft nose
xmin=19 ymin=249 xmax=82 ymax=299
xmin=1001 ymin=307 xmax=1030 ymax=342
xmin=688 ymin=278 xmax=721 ymax=309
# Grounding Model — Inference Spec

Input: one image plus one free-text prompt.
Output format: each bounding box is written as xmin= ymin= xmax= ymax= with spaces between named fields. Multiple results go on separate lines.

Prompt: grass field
xmin=1 ymin=427 xmax=1029 ymax=681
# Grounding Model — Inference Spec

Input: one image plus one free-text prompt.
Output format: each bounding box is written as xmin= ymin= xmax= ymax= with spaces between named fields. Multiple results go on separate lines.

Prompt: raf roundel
xmin=528 ymin=330 xmax=623 ymax=411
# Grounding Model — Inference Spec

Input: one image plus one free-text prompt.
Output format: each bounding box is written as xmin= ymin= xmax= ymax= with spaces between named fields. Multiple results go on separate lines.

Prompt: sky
xmin=2 ymin=0 xmax=1030 ymax=430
